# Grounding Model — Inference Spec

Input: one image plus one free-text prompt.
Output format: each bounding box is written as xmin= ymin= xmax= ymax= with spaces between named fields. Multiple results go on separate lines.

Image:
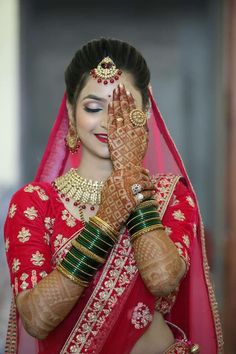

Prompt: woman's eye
xmin=84 ymin=107 xmax=102 ymax=113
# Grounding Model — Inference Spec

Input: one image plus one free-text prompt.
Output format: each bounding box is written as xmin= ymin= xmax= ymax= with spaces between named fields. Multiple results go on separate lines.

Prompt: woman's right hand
xmin=96 ymin=166 xmax=156 ymax=233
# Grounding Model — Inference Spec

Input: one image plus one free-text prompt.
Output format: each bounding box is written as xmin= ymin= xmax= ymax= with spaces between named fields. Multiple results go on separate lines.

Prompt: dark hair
xmin=65 ymin=38 xmax=150 ymax=110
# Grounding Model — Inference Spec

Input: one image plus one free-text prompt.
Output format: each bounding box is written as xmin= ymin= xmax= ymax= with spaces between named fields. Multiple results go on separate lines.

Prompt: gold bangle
xmin=72 ymin=240 xmax=106 ymax=264
xmin=127 ymin=210 xmax=160 ymax=226
xmin=129 ymin=217 xmax=162 ymax=232
xmin=56 ymin=264 xmax=89 ymax=287
xmin=90 ymin=219 xmax=118 ymax=243
xmin=131 ymin=225 xmax=165 ymax=243
xmin=90 ymin=216 xmax=118 ymax=239
xmin=89 ymin=219 xmax=117 ymax=243
xmin=79 ymin=234 xmax=108 ymax=254
xmin=135 ymin=200 xmax=157 ymax=210
xmin=63 ymin=257 xmax=94 ymax=277
xmin=68 ymin=250 xmax=98 ymax=270
xmin=84 ymin=227 xmax=113 ymax=247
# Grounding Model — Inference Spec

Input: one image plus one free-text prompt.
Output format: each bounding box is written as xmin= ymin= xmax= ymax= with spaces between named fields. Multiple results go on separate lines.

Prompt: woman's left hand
xmin=108 ymin=84 xmax=149 ymax=170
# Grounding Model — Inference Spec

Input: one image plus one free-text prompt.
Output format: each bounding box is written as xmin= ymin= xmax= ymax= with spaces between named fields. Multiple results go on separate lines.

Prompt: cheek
xmin=76 ymin=109 xmax=97 ymax=131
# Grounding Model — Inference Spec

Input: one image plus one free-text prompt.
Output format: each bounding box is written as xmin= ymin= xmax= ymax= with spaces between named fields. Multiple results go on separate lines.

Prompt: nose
xmin=100 ymin=111 xmax=108 ymax=130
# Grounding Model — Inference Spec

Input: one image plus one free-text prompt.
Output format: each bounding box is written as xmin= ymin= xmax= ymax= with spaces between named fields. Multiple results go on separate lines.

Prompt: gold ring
xmin=129 ymin=109 xmax=147 ymax=127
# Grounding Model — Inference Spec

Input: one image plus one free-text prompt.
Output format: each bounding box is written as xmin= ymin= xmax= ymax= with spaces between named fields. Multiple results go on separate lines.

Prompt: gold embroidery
xmin=61 ymin=234 xmax=137 ymax=353
xmin=30 ymin=251 xmax=45 ymax=266
xmin=24 ymin=184 xmax=49 ymax=200
xmin=31 ymin=269 xmax=38 ymax=287
xmin=9 ymin=203 xmax=17 ymax=218
xmin=155 ymin=288 xmax=178 ymax=314
xmin=152 ymin=174 xmax=181 ymax=218
xmin=24 ymin=206 xmax=38 ymax=220
xmin=171 ymin=194 xmax=179 ymax=206
xmin=5 ymin=297 xmax=18 ymax=354
xmin=40 ymin=271 xmax=48 ymax=278
xmin=12 ymin=258 xmax=21 ymax=273
xmin=61 ymin=210 xmax=76 ymax=227
xmin=20 ymin=273 xmax=29 ymax=290
xmin=54 ymin=234 xmax=68 ymax=251
xmin=182 ymin=235 xmax=190 ymax=248
xmin=131 ymin=302 xmax=153 ymax=329
xmin=44 ymin=217 xmax=55 ymax=234
xmin=5 ymin=238 xmax=9 ymax=252
xmin=175 ymin=242 xmax=183 ymax=256
xmin=17 ymin=227 xmax=31 ymax=243
xmin=165 ymin=227 xmax=172 ymax=236
xmin=186 ymin=195 xmax=195 ymax=207
xmin=44 ymin=232 xmax=50 ymax=245
xmin=173 ymin=210 xmax=185 ymax=221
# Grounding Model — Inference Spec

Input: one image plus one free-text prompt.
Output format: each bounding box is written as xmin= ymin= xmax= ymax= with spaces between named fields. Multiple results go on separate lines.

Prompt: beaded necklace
xmin=52 ymin=169 xmax=104 ymax=224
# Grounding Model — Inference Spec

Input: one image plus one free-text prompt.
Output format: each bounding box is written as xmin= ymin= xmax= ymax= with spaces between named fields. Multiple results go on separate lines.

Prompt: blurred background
xmin=0 ymin=0 xmax=235 ymax=352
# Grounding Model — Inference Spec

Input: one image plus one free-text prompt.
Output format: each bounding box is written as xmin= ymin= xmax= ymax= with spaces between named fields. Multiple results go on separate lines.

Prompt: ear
xmin=66 ymin=100 xmax=74 ymax=123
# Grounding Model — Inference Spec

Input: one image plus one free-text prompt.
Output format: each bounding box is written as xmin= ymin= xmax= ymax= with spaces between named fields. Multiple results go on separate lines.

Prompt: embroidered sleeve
xmin=4 ymin=183 xmax=53 ymax=297
xmin=155 ymin=179 xmax=198 ymax=315
xmin=162 ymin=179 xmax=198 ymax=274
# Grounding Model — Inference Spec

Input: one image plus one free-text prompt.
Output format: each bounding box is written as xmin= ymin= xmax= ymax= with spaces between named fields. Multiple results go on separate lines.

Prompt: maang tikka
xmin=90 ymin=57 xmax=122 ymax=85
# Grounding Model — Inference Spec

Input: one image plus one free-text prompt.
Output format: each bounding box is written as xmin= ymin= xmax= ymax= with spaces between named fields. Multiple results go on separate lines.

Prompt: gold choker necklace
xmin=53 ymin=169 xmax=104 ymax=205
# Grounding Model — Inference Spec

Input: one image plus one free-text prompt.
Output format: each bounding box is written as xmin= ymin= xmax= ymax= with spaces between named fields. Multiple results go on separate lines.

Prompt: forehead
xmin=78 ymin=72 xmax=142 ymax=104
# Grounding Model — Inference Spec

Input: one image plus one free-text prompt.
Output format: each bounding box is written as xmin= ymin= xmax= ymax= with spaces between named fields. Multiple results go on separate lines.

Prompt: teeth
xmin=96 ymin=134 xmax=107 ymax=138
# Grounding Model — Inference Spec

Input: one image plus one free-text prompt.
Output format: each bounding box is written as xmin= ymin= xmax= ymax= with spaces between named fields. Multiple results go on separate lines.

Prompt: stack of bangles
xmin=127 ymin=199 xmax=165 ymax=243
xmin=57 ymin=216 xmax=118 ymax=287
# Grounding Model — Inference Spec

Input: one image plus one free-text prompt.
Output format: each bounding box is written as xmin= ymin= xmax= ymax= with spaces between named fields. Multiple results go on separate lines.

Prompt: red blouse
xmin=4 ymin=176 xmax=198 ymax=313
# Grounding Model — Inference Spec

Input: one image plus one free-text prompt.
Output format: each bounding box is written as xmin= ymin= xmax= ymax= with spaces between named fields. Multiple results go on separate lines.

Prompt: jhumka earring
xmin=65 ymin=122 xmax=80 ymax=153
xmin=90 ymin=57 xmax=122 ymax=85
xmin=65 ymin=101 xmax=80 ymax=153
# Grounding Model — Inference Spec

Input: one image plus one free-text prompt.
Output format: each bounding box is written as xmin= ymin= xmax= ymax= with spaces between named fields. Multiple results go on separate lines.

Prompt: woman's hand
xmin=108 ymin=84 xmax=149 ymax=170
xmin=96 ymin=166 xmax=156 ymax=232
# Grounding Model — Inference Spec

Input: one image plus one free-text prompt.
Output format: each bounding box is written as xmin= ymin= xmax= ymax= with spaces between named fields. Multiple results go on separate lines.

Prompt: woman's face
xmin=75 ymin=72 xmax=143 ymax=159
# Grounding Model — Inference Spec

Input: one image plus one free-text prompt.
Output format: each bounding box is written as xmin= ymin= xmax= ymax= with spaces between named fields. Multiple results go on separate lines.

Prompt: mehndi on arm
xmin=127 ymin=201 xmax=186 ymax=297
xmin=132 ymin=229 xmax=186 ymax=297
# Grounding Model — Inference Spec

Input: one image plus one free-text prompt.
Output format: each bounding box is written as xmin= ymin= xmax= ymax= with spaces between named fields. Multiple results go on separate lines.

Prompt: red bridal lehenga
xmin=4 ymin=91 xmax=223 ymax=354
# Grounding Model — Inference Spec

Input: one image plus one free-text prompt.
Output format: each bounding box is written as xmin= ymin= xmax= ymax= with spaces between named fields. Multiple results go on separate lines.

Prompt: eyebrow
xmin=82 ymin=94 xmax=107 ymax=102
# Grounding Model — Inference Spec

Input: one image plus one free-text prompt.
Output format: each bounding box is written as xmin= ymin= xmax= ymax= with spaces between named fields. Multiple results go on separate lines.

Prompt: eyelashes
xmin=84 ymin=107 xmax=102 ymax=113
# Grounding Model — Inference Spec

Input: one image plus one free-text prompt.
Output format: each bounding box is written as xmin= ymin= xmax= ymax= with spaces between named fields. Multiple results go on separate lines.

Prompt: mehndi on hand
xmin=108 ymin=84 xmax=149 ymax=170
xmin=96 ymin=166 xmax=156 ymax=233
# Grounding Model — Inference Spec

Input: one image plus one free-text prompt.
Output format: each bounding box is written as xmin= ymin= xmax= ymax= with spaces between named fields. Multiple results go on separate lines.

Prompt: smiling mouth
xmin=94 ymin=133 xmax=108 ymax=143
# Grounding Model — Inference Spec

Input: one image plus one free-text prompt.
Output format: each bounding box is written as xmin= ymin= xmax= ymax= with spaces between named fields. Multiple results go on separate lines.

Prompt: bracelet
xmin=131 ymin=224 xmax=165 ymax=243
xmin=90 ymin=216 xmax=118 ymax=242
xmin=127 ymin=211 xmax=161 ymax=228
xmin=67 ymin=250 xmax=97 ymax=270
xmin=62 ymin=257 xmax=94 ymax=278
xmin=129 ymin=217 xmax=162 ymax=232
xmin=83 ymin=226 xmax=113 ymax=247
xmin=72 ymin=240 xmax=106 ymax=264
xmin=78 ymin=233 xmax=109 ymax=255
xmin=56 ymin=264 xmax=89 ymax=287
xmin=135 ymin=199 xmax=157 ymax=210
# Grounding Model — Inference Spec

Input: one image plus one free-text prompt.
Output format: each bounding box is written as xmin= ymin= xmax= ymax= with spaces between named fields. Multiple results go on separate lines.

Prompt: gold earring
xmin=65 ymin=122 xmax=80 ymax=153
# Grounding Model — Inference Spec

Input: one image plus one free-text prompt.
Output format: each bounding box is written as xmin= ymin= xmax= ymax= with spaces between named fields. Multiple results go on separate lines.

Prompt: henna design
xmin=108 ymin=85 xmax=148 ymax=170
xmin=132 ymin=230 xmax=185 ymax=296
xmin=96 ymin=166 xmax=155 ymax=232
xmin=16 ymin=269 xmax=84 ymax=339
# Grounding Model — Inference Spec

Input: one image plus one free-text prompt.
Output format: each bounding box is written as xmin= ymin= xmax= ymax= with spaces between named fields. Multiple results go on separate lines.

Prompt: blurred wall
xmin=0 ymin=0 xmax=225 ymax=351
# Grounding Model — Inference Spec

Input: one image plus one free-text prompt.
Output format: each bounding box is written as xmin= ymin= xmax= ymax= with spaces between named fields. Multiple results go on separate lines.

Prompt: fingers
xmin=126 ymin=90 xmax=136 ymax=111
xmin=135 ymin=190 xmax=156 ymax=203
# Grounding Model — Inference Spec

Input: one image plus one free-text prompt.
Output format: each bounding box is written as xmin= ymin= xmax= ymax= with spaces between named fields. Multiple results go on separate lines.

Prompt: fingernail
xmin=115 ymin=88 xmax=119 ymax=94
xmin=126 ymin=90 xmax=131 ymax=95
xmin=119 ymin=83 xmax=124 ymax=89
